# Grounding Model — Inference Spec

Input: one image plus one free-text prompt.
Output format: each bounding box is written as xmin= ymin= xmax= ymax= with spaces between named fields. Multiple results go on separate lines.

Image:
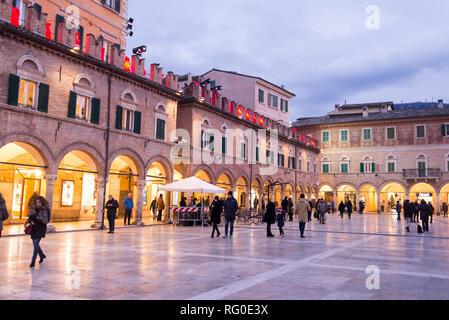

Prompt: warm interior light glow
xmin=245 ymin=110 xmax=251 ymax=121
xmin=237 ymin=105 xmax=243 ymax=116
xmin=124 ymin=57 xmax=131 ymax=71
xmin=259 ymin=116 xmax=264 ymax=127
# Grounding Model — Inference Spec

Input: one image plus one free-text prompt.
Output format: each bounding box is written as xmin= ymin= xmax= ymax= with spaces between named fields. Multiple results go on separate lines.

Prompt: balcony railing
xmin=403 ymin=168 xmax=441 ymax=179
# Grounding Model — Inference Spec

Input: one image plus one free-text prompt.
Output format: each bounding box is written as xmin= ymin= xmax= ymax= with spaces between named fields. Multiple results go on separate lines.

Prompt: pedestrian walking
xmin=403 ymin=200 xmax=413 ymax=233
xmin=317 ymin=199 xmax=327 ymax=224
xmin=359 ymin=200 xmax=365 ymax=215
xmin=277 ymin=208 xmax=285 ymax=237
xmin=396 ymin=201 xmax=402 ymax=221
xmin=419 ymin=200 xmax=430 ymax=233
xmin=345 ymin=200 xmax=353 ymax=219
xmin=150 ymin=196 xmax=157 ymax=220
xmin=281 ymin=197 xmax=289 ymax=221
xmin=287 ymin=198 xmax=294 ymax=221
xmin=295 ymin=194 xmax=311 ymax=238
xmin=413 ymin=201 xmax=419 ymax=223
xmin=157 ymin=194 xmax=165 ymax=221
xmin=307 ymin=199 xmax=313 ymax=222
xmin=428 ymin=202 xmax=434 ymax=224
xmin=123 ymin=193 xmax=134 ymax=226
xmin=209 ymin=196 xmax=222 ymax=238
xmin=0 ymin=193 xmax=9 ymax=238
xmin=338 ymin=201 xmax=345 ymax=219
xmin=105 ymin=195 xmax=119 ymax=234
xmin=25 ymin=196 xmax=50 ymax=268
xmin=443 ymin=202 xmax=448 ymax=218
xmin=264 ymin=201 xmax=276 ymax=238
xmin=223 ymin=191 xmax=238 ymax=239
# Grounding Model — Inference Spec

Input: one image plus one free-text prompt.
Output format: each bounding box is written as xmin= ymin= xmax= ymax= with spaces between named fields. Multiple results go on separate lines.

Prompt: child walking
xmin=277 ymin=208 xmax=285 ymax=237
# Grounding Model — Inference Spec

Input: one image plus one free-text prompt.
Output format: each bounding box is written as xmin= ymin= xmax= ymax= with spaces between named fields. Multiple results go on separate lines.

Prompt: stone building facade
xmin=0 ymin=2 xmax=180 ymax=230
xmin=294 ymin=102 xmax=449 ymax=214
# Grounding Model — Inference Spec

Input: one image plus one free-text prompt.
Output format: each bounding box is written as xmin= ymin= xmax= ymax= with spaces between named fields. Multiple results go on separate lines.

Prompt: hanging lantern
xmin=124 ymin=56 xmax=131 ymax=71
xmin=237 ymin=105 xmax=243 ymax=117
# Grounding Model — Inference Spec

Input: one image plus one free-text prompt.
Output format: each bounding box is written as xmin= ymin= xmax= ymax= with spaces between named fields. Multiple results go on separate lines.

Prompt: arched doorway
xmin=285 ymin=184 xmax=294 ymax=199
xmin=380 ymin=183 xmax=406 ymax=214
xmin=337 ymin=185 xmax=356 ymax=208
xmin=360 ymin=184 xmax=377 ymax=213
xmin=217 ymin=174 xmax=233 ymax=193
xmin=236 ymin=176 xmax=249 ymax=208
xmin=274 ymin=184 xmax=283 ymax=206
xmin=319 ymin=185 xmax=334 ymax=208
xmin=194 ymin=169 xmax=213 ymax=205
xmin=107 ymin=155 xmax=140 ymax=221
xmin=312 ymin=187 xmax=318 ymax=200
xmin=53 ymin=151 xmax=99 ymax=222
xmin=410 ymin=183 xmax=436 ymax=206
xmin=251 ymin=178 xmax=262 ymax=211
xmin=297 ymin=185 xmax=304 ymax=199
xmin=0 ymin=142 xmax=47 ymax=221
xmin=440 ymin=184 xmax=449 ymax=212
xmin=144 ymin=162 xmax=170 ymax=219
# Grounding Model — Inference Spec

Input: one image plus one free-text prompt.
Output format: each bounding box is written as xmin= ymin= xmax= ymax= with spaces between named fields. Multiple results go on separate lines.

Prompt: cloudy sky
xmin=128 ymin=0 xmax=449 ymax=121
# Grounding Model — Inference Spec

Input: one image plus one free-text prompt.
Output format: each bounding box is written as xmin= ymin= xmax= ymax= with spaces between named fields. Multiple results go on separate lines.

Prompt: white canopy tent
xmin=159 ymin=176 xmax=226 ymax=194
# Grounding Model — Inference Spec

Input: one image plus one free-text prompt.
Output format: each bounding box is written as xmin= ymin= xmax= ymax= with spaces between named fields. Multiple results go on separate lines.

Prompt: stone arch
xmin=145 ymin=155 xmax=173 ymax=183
xmin=107 ymin=148 xmax=145 ymax=178
xmin=358 ymin=181 xmax=378 ymax=190
xmin=215 ymin=168 xmax=236 ymax=188
xmin=235 ymin=172 xmax=250 ymax=187
xmin=0 ymin=132 xmax=53 ymax=171
xmin=120 ymin=88 xmax=138 ymax=103
xmin=193 ymin=164 xmax=216 ymax=182
xmin=74 ymin=73 xmax=96 ymax=90
xmin=154 ymin=101 xmax=167 ymax=114
xmin=54 ymin=142 xmax=105 ymax=177
xmin=335 ymin=182 xmax=358 ymax=192
xmin=17 ymin=54 xmax=44 ymax=73
xmin=378 ymin=180 xmax=409 ymax=194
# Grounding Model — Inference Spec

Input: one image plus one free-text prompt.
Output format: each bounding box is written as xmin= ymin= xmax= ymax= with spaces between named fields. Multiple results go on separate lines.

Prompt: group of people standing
xmin=398 ymin=199 xmax=437 ymax=233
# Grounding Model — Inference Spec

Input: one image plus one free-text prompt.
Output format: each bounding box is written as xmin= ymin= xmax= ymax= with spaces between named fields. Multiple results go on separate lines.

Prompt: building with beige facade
xmin=294 ymin=102 xmax=449 ymax=214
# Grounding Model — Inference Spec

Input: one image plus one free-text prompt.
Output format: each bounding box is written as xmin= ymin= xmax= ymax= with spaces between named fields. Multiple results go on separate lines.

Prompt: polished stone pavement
xmin=1 ymin=214 xmax=449 ymax=300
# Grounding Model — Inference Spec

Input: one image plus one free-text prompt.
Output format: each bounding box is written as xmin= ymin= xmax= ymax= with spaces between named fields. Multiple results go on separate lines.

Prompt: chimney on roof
xmin=438 ymin=99 xmax=444 ymax=109
xmin=188 ymin=73 xmax=192 ymax=83
xmin=363 ymin=107 xmax=368 ymax=118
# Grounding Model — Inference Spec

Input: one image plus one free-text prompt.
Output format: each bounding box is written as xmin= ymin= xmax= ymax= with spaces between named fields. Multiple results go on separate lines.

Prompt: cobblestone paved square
xmin=1 ymin=214 xmax=448 ymax=300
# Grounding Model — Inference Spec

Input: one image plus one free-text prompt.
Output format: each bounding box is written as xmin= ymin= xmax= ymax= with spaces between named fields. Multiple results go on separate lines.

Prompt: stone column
xmin=376 ymin=191 xmax=381 ymax=214
xmin=133 ymin=180 xmax=146 ymax=226
xmin=91 ymin=178 xmax=105 ymax=229
xmin=436 ymin=193 xmax=441 ymax=215
xmin=44 ymin=174 xmax=58 ymax=233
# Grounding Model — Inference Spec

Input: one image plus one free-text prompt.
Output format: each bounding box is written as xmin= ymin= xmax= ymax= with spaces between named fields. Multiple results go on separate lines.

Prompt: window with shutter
xmin=90 ymin=98 xmax=100 ymax=124
xmin=222 ymin=136 xmax=227 ymax=155
xmin=156 ymin=119 xmax=165 ymax=140
xmin=7 ymin=74 xmax=20 ymax=106
xmin=133 ymin=111 xmax=141 ymax=134
xmin=55 ymin=14 xmax=64 ymax=42
xmin=68 ymin=91 xmax=77 ymax=119
xmin=115 ymin=105 xmax=123 ymax=130
xmin=37 ymin=83 xmax=49 ymax=113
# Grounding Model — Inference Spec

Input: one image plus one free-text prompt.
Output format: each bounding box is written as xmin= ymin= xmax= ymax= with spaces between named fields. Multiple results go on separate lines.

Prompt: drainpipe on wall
xmin=100 ymin=72 xmax=112 ymax=230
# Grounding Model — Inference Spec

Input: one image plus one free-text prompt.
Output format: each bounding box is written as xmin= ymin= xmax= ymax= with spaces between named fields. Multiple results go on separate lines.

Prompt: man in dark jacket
xmin=265 ymin=201 xmax=276 ymax=237
xmin=287 ymin=198 xmax=294 ymax=221
xmin=413 ymin=201 xmax=420 ymax=223
xmin=223 ymin=191 xmax=238 ymax=239
xmin=105 ymin=195 xmax=119 ymax=234
xmin=443 ymin=202 xmax=448 ymax=218
xmin=403 ymin=200 xmax=413 ymax=233
xmin=396 ymin=201 xmax=402 ymax=221
xmin=346 ymin=200 xmax=353 ymax=220
xmin=339 ymin=201 xmax=345 ymax=219
xmin=210 ymin=196 xmax=223 ymax=238
xmin=419 ymin=200 xmax=430 ymax=233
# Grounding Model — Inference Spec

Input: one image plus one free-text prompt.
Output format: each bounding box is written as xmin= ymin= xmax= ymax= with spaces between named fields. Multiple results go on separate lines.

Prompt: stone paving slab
xmin=0 ymin=214 xmax=448 ymax=300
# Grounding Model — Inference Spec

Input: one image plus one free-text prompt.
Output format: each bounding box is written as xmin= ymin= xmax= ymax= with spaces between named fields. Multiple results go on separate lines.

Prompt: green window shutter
xmin=280 ymin=99 xmax=284 ymax=111
xmin=156 ymin=119 xmax=165 ymax=140
xmin=222 ymin=136 xmax=227 ymax=155
xmin=292 ymin=157 xmax=296 ymax=169
xmin=90 ymin=98 xmax=100 ymax=124
xmin=209 ymin=135 xmax=214 ymax=151
xmin=115 ymin=0 xmax=121 ymax=12
xmin=285 ymin=101 xmax=288 ymax=112
xmin=68 ymin=91 xmax=77 ymax=119
xmin=12 ymin=0 xmax=17 ymax=7
xmin=7 ymin=74 xmax=20 ymax=106
xmin=33 ymin=3 xmax=42 ymax=18
xmin=372 ymin=163 xmax=375 ymax=173
xmin=115 ymin=105 xmax=123 ymax=130
xmin=78 ymin=25 xmax=84 ymax=51
xmin=201 ymin=130 xmax=205 ymax=148
xmin=442 ymin=124 xmax=447 ymax=137
xmin=133 ymin=111 xmax=141 ymax=134
xmin=360 ymin=163 xmax=365 ymax=173
xmin=37 ymin=83 xmax=49 ymax=113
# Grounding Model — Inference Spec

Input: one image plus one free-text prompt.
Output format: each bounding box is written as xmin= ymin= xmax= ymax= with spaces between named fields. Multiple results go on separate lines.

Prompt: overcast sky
xmin=127 ymin=0 xmax=449 ymax=121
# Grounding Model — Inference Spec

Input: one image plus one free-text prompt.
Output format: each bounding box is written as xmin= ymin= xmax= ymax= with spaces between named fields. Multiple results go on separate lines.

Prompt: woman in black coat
xmin=419 ymin=200 xmax=430 ymax=233
xmin=338 ymin=201 xmax=345 ymax=219
xmin=403 ymin=200 xmax=413 ymax=233
xmin=264 ymin=201 xmax=276 ymax=237
xmin=210 ymin=196 xmax=223 ymax=238
xmin=25 ymin=196 xmax=51 ymax=268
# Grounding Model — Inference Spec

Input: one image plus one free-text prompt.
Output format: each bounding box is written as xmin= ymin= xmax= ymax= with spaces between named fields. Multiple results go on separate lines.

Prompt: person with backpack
xmin=295 ymin=194 xmax=311 ymax=238
xmin=419 ymin=200 xmax=430 ymax=233
xmin=0 ymin=193 xmax=9 ymax=238
xmin=403 ymin=200 xmax=413 ymax=233
xmin=223 ymin=191 xmax=238 ymax=239
xmin=209 ymin=196 xmax=223 ymax=238
xmin=338 ymin=201 xmax=345 ymax=219
xmin=105 ymin=195 xmax=119 ymax=234
xmin=25 ymin=196 xmax=50 ymax=268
